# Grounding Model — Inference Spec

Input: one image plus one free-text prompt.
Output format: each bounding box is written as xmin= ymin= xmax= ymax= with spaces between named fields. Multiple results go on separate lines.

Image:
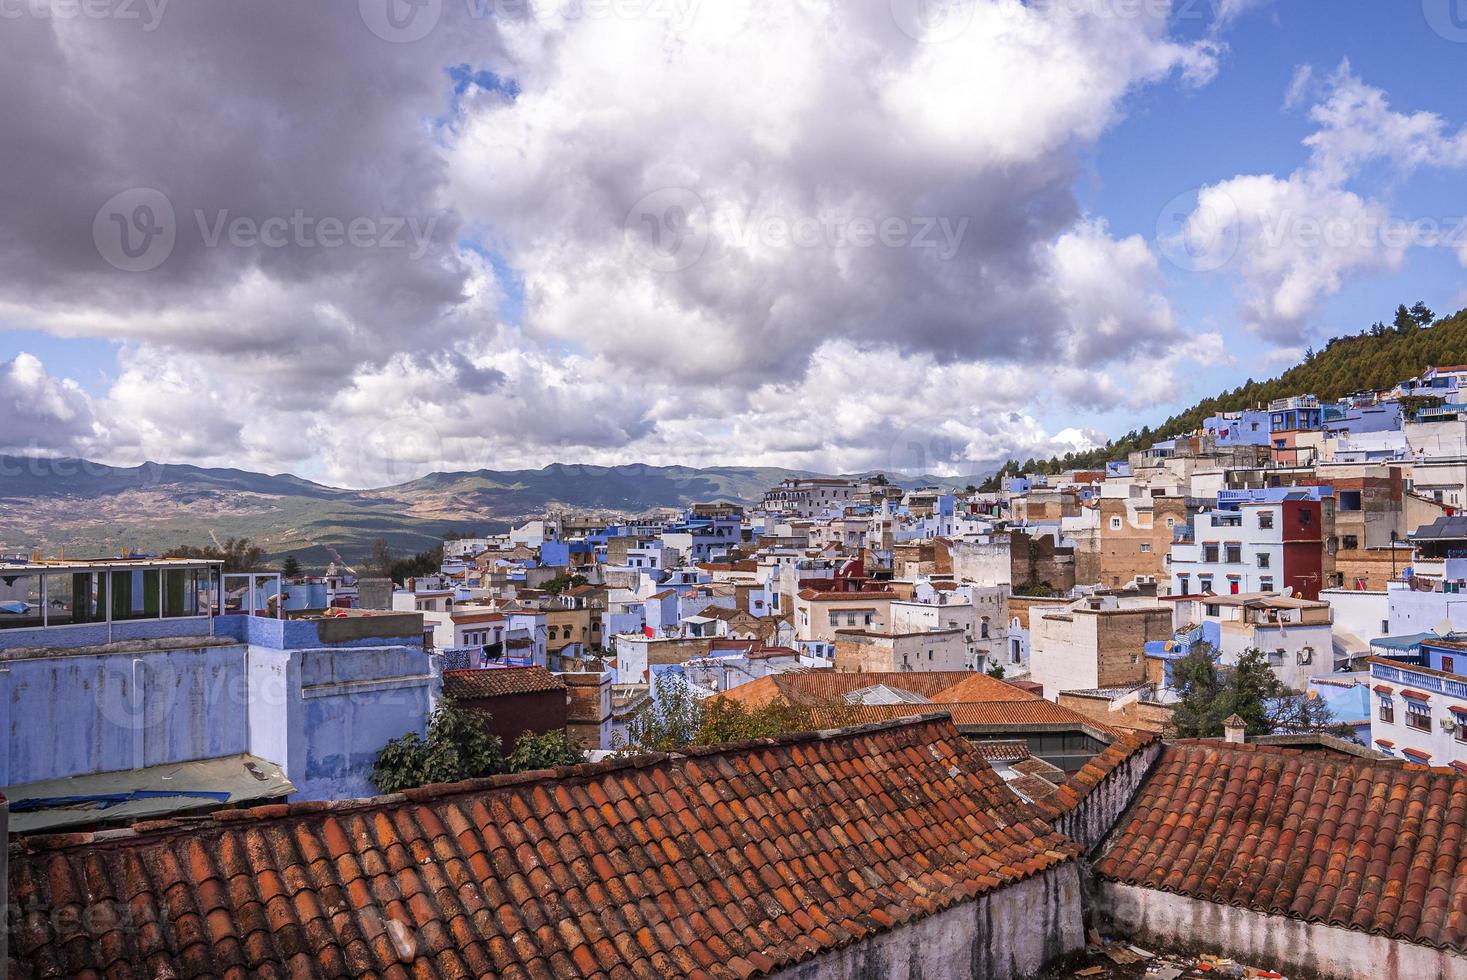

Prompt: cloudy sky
xmin=2 ymin=0 xmax=1465 ymax=488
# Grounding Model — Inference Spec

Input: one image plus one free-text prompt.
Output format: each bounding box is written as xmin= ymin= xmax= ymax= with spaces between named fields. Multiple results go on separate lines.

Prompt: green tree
xmin=370 ymin=699 xmax=505 ymax=793
xmin=544 ymin=573 xmax=589 ymax=595
xmin=1394 ymin=303 xmax=1419 ymax=334
xmin=985 ymin=661 xmax=1007 ymax=680
xmin=1409 ymin=300 xmax=1435 ymax=328
xmin=281 ymin=555 xmax=302 ymax=579
xmin=367 ymin=538 xmax=396 ymax=580
xmin=1170 ymin=645 xmax=1338 ymax=739
xmin=614 ymin=675 xmax=858 ymax=754
xmin=617 ymin=674 xmax=706 ymax=753
xmin=168 ymin=537 xmax=268 ymax=572
xmin=506 ymin=729 xmax=585 ymax=772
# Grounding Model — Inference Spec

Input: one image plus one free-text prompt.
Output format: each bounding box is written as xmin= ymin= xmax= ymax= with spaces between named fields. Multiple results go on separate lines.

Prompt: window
xmin=1442 ymin=655 xmax=1455 ymax=674
xmin=1300 ymin=510 xmax=1312 ymax=526
xmin=1140 ymin=543 xmax=1152 ymax=554
xmin=1110 ymin=517 xmax=1123 ymax=530
xmin=980 ymin=618 xmax=990 ymax=639
xmin=1166 ymin=517 xmax=1176 ymax=528
xmin=1378 ymin=696 xmax=1394 ymax=724
xmin=1199 ymin=579 xmax=1213 ymax=594
xmin=1258 ymin=511 xmax=1274 ymax=530
xmin=928 ymin=650 xmax=934 ymax=661
xmin=1406 ymin=700 xmax=1431 ymax=732
xmin=1203 ymin=544 xmax=1219 ymax=563
xmin=1260 ymin=578 xmax=1274 ymax=591
xmin=1339 ymin=491 xmax=1362 ymax=512
xmin=1257 ymin=552 xmax=1270 ymax=569
xmin=1204 ymin=603 xmax=1221 ymax=617
xmin=1341 ymin=535 xmax=1359 ymax=550
xmin=1225 ymin=544 xmax=1242 ymax=564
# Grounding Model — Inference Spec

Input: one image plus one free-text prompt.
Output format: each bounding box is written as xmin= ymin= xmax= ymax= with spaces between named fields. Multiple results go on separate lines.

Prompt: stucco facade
xmin=834 ymin=627 xmax=968 ymax=674
xmin=1029 ymin=598 xmax=1172 ymax=699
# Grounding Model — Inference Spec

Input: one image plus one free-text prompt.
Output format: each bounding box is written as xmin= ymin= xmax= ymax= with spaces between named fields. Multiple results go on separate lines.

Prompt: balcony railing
xmin=1372 ymin=661 xmax=1467 ymax=700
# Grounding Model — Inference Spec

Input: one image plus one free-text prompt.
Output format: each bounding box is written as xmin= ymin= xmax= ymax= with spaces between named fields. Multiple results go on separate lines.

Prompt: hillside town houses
xmin=6 ymin=365 xmax=1467 ymax=977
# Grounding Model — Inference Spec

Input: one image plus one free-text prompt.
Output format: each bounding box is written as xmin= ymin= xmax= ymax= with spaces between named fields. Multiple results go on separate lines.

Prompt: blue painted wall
xmin=2 ymin=613 xmax=435 ymax=802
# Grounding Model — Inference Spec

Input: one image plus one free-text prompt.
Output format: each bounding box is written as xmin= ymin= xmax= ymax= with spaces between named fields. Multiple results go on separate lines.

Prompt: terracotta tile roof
xmin=443 ymin=666 xmax=566 ymax=700
xmin=1008 ymin=773 xmax=1061 ymax=802
xmin=797 ymin=700 xmax=1119 ymax=736
xmin=719 ymin=673 xmax=1118 ymax=737
xmin=795 ymin=589 xmax=896 ymax=602
xmin=971 ymin=740 xmax=1031 ymax=763
xmin=719 ymin=671 xmax=983 ymax=708
xmin=7 ymin=717 xmax=1079 ymax=979
xmin=1094 ymin=740 xmax=1467 ymax=954
xmin=930 ymin=674 xmax=1038 ymax=704
xmin=1030 ymin=732 xmax=1159 ymax=817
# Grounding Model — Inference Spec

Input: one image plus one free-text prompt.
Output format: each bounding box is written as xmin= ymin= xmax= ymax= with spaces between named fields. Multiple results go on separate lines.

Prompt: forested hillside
xmin=987 ymin=302 xmax=1466 ymax=485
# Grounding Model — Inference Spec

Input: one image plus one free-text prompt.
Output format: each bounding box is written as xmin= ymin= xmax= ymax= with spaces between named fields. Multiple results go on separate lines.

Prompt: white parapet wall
xmin=768 ymin=863 xmax=1085 ymax=980
xmin=1100 ymin=881 xmax=1467 ymax=980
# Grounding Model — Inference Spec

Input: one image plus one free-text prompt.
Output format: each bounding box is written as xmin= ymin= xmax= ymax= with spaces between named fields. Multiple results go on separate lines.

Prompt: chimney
xmin=1223 ymin=714 xmax=1247 ymax=744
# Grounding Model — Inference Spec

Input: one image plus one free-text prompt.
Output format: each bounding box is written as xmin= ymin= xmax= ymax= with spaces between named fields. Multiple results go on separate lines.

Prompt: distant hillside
xmin=996 ymin=302 xmax=1467 ymax=481
xmin=0 ymin=459 xmax=961 ymax=568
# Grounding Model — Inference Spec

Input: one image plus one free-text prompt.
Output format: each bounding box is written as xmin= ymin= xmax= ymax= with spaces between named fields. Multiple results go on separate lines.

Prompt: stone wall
xmin=1057 ymin=692 xmax=1172 ymax=736
xmin=1095 ymin=608 xmax=1172 ymax=690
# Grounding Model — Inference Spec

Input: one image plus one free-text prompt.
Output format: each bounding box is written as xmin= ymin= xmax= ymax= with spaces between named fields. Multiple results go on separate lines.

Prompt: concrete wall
xmin=1100 ymin=881 xmax=1467 ymax=980
xmin=0 ymin=615 xmax=214 ymax=653
xmin=293 ymin=645 xmax=436 ymax=800
xmin=947 ymin=538 xmax=1014 ymax=588
xmin=770 ymin=864 xmax=1085 ymax=980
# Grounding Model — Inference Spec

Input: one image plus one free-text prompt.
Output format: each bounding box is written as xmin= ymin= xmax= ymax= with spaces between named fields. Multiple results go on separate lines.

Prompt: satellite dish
xmin=1435 ymin=619 xmax=1455 ymax=638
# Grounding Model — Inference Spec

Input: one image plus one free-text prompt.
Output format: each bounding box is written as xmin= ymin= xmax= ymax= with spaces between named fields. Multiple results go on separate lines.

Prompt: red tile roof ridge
xmin=10 ymin=713 xmax=970 ymax=857
xmin=1031 ymin=732 xmax=1160 ymax=817
xmin=1164 ymin=736 xmax=1461 ymax=773
xmin=10 ymin=715 xmax=1083 ymax=978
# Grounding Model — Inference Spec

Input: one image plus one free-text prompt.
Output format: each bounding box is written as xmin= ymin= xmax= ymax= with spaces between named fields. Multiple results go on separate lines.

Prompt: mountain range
xmin=0 ymin=459 xmax=957 ymax=568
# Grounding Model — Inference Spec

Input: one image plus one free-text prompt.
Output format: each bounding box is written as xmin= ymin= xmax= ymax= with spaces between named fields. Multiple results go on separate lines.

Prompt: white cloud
xmin=0 ymin=0 xmax=1241 ymax=483
xmin=1173 ymin=62 xmax=1467 ymax=342
xmin=0 ymin=354 xmax=106 ymax=455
